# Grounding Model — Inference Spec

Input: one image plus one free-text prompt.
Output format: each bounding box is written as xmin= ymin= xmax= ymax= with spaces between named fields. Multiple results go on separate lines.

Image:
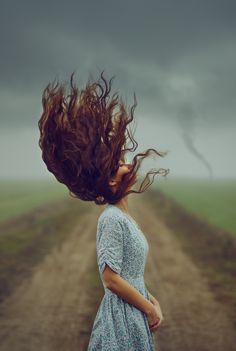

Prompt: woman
xmin=38 ymin=70 xmax=169 ymax=350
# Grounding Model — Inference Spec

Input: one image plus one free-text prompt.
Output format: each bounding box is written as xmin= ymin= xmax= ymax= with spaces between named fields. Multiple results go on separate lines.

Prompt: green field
xmin=0 ymin=179 xmax=68 ymax=224
xmin=0 ymin=179 xmax=90 ymax=303
xmin=1 ymin=177 xmax=236 ymax=236
xmin=154 ymin=177 xmax=236 ymax=235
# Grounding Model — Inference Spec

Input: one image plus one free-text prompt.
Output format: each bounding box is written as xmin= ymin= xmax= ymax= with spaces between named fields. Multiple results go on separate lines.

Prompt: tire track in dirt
xmin=131 ymin=194 xmax=236 ymax=351
xmin=0 ymin=204 xmax=104 ymax=351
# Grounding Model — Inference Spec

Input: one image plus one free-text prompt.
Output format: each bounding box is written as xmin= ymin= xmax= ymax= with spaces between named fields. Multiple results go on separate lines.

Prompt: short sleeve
xmin=97 ymin=213 xmax=124 ymax=275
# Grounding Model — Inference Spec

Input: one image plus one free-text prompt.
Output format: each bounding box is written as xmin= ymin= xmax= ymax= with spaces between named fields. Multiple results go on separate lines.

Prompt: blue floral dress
xmin=87 ymin=204 xmax=156 ymax=350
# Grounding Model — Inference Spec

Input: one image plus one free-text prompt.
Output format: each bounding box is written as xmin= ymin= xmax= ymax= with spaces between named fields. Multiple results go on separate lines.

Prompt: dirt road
xmin=0 ymin=194 xmax=235 ymax=350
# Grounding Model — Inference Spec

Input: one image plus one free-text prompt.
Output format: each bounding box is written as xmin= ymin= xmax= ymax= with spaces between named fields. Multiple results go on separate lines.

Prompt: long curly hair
xmin=38 ymin=70 xmax=170 ymax=205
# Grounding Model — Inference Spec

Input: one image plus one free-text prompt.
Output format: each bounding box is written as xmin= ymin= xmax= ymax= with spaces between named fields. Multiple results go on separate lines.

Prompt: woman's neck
xmin=113 ymin=197 xmax=131 ymax=215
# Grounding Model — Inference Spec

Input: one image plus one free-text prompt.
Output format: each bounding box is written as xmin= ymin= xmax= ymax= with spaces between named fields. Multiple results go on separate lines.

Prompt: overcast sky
xmin=0 ymin=0 xmax=235 ymax=180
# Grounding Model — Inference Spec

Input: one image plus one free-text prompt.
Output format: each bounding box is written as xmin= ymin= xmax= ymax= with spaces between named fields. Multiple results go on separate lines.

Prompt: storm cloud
xmin=0 ymin=0 xmax=235 ymax=178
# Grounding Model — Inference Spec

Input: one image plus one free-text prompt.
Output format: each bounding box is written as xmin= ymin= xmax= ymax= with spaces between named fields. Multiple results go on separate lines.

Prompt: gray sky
xmin=0 ymin=0 xmax=235 ymax=180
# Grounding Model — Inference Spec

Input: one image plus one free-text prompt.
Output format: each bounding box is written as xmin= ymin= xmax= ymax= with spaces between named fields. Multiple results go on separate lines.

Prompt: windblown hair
xmin=38 ymin=71 xmax=170 ymax=205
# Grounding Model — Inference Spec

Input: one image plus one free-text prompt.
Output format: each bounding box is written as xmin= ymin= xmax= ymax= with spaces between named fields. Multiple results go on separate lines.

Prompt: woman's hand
xmin=149 ymin=294 xmax=158 ymax=306
xmin=147 ymin=293 xmax=164 ymax=332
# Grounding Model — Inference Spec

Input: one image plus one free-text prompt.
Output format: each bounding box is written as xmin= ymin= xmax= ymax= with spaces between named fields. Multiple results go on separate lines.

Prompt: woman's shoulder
xmin=97 ymin=205 xmax=126 ymax=228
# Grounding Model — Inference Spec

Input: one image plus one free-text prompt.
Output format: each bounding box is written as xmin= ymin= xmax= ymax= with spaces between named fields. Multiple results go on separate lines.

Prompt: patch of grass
xmin=144 ymin=189 xmax=236 ymax=329
xmin=154 ymin=177 xmax=236 ymax=235
xmin=0 ymin=179 xmax=68 ymax=224
xmin=0 ymin=197 xmax=92 ymax=303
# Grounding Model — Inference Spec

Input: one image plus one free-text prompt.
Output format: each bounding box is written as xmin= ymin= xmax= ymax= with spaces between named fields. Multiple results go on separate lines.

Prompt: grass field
xmin=153 ymin=177 xmax=236 ymax=235
xmin=1 ymin=177 xmax=236 ymax=235
xmin=0 ymin=179 xmax=68 ymax=224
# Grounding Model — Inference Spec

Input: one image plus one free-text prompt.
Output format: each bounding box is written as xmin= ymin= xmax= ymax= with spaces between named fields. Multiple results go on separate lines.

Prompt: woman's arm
xmin=103 ymin=265 xmax=154 ymax=316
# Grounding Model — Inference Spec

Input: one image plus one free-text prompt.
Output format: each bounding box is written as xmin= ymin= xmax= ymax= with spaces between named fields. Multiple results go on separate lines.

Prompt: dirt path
xmin=0 ymin=205 xmax=103 ymax=351
xmin=132 ymin=195 xmax=236 ymax=351
xmin=0 ymin=194 xmax=235 ymax=351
